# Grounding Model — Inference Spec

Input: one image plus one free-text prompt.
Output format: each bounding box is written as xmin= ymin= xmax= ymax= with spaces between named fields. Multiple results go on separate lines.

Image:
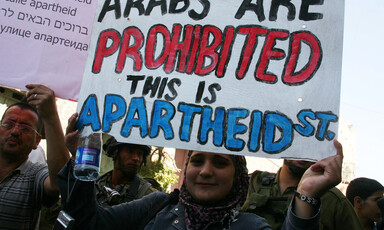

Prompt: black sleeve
xmin=282 ymin=198 xmax=320 ymax=230
xmin=57 ymin=161 xmax=169 ymax=230
xmin=57 ymin=160 xmax=98 ymax=230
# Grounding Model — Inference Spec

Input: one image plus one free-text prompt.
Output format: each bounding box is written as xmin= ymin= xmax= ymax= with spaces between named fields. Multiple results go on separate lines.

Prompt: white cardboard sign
xmin=77 ymin=0 xmax=345 ymax=160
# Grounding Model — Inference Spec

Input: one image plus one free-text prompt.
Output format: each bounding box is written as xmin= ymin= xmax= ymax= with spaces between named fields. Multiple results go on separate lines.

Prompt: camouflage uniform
xmin=96 ymin=170 xmax=158 ymax=207
xmin=242 ymin=169 xmax=363 ymax=230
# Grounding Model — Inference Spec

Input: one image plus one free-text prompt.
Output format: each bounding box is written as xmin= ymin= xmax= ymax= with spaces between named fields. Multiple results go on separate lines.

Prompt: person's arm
xmin=60 ymin=113 xmax=169 ymax=230
xmin=282 ymin=140 xmax=343 ymax=230
xmin=294 ymin=140 xmax=343 ymax=218
xmin=26 ymin=84 xmax=70 ymax=197
xmin=282 ymin=197 xmax=320 ymax=230
xmin=57 ymin=160 xmax=99 ymax=229
xmin=57 ymin=159 xmax=168 ymax=230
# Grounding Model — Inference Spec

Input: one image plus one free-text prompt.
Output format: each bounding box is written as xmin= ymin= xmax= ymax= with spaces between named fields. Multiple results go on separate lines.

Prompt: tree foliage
xmin=139 ymin=147 xmax=179 ymax=192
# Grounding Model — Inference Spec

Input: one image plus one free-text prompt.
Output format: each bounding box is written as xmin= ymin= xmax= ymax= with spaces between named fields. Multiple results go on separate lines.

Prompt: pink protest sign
xmin=0 ymin=0 xmax=97 ymax=100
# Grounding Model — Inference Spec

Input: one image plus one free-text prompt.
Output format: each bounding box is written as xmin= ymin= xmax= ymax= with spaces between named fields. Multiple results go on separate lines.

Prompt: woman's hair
xmin=179 ymin=151 xmax=249 ymax=230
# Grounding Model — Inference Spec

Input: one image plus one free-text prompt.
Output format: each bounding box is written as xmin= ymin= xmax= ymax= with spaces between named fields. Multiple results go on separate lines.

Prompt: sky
xmin=341 ymin=0 xmax=384 ymax=185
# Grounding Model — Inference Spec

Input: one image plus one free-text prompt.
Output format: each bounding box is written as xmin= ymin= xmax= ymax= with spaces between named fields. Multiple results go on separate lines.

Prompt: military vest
xmin=242 ymin=170 xmax=291 ymax=230
xmin=96 ymin=172 xmax=154 ymax=207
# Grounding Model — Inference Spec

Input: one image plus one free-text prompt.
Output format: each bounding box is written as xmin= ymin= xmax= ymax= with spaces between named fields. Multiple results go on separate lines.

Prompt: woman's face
xmin=186 ymin=151 xmax=235 ymax=205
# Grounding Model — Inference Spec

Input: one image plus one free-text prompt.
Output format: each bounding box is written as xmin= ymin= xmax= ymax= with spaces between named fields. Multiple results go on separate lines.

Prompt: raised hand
xmin=25 ymin=84 xmax=57 ymax=121
xmin=293 ymin=140 xmax=343 ymax=218
xmin=298 ymin=140 xmax=343 ymax=198
xmin=65 ymin=113 xmax=79 ymax=157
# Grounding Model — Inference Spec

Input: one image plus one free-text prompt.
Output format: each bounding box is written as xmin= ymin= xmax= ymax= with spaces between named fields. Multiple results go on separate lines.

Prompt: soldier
xmin=95 ymin=136 xmax=159 ymax=206
xmin=242 ymin=156 xmax=363 ymax=230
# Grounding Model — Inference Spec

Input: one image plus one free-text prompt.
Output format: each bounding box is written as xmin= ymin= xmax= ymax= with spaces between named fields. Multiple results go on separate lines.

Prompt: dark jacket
xmin=58 ymin=161 xmax=320 ymax=230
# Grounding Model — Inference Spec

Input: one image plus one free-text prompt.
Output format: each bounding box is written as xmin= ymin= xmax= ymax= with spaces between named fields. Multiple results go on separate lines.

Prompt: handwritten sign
xmin=77 ymin=0 xmax=345 ymax=160
xmin=0 ymin=0 xmax=97 ymax=100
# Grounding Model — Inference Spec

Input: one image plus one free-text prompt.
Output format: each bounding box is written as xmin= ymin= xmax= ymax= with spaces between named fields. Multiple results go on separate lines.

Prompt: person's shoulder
xmin=322 ymin=187 xmax=348 ymax=201
xmin=249 ymin=170 xmax=277 ymax=188
xmin=140 ymin=177 xmax=163 ymax=191
xmin=320 ymin=187 xmax=355 ymax=211
xmin=137 ymin=177 xmax=162 ymax=197
xmin=96 ymin=170 xmax=112 ymax=185
xmin=98 ymin=170 xmax=113 ymax=179
xmin=250 ymin=170 xmax=268 ymax=176
xmin=250 ymin=170 xmax=276 ymax=179
xmin=23 ymin=160 xmax=47 ymax=174
xmin=235 ymin=212 xmax=270 ymax=229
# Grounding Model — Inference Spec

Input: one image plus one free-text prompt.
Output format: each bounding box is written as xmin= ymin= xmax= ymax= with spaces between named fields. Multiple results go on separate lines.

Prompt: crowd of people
xmin=0 ymin=84 xmax=383 ymax=230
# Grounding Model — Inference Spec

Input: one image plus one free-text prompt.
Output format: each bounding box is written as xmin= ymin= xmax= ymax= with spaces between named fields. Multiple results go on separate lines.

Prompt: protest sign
xmin=0 ymin=0 xmax=97 ymax=100
xmin=76 ymin=0 xmax=345 ymax=160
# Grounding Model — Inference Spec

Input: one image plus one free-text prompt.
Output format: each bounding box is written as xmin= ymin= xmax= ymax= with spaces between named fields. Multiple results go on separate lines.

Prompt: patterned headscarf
xmin=179 ymin=151 xmax=249 ymax=230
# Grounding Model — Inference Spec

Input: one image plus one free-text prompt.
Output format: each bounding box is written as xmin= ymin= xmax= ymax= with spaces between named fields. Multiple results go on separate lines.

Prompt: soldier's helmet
xmin=102 ymin=136 xmax=151 ymax=165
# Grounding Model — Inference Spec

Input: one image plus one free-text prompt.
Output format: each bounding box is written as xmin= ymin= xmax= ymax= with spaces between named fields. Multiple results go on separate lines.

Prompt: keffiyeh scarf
xmin=179 ymin=152 xmax=249 ymax=230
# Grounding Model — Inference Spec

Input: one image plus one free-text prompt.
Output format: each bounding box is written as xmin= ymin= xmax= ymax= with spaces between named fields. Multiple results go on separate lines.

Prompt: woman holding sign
xmin=58 ymin=113 xmax=343 ymax=230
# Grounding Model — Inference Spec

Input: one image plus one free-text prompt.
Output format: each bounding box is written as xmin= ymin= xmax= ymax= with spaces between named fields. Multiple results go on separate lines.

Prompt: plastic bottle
xmin=74 ymin=132 xmax=102 ymax=181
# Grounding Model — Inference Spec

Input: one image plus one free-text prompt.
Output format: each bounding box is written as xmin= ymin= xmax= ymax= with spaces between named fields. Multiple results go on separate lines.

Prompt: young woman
xmin=59 ymin=114 xmax=343 ymax=230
